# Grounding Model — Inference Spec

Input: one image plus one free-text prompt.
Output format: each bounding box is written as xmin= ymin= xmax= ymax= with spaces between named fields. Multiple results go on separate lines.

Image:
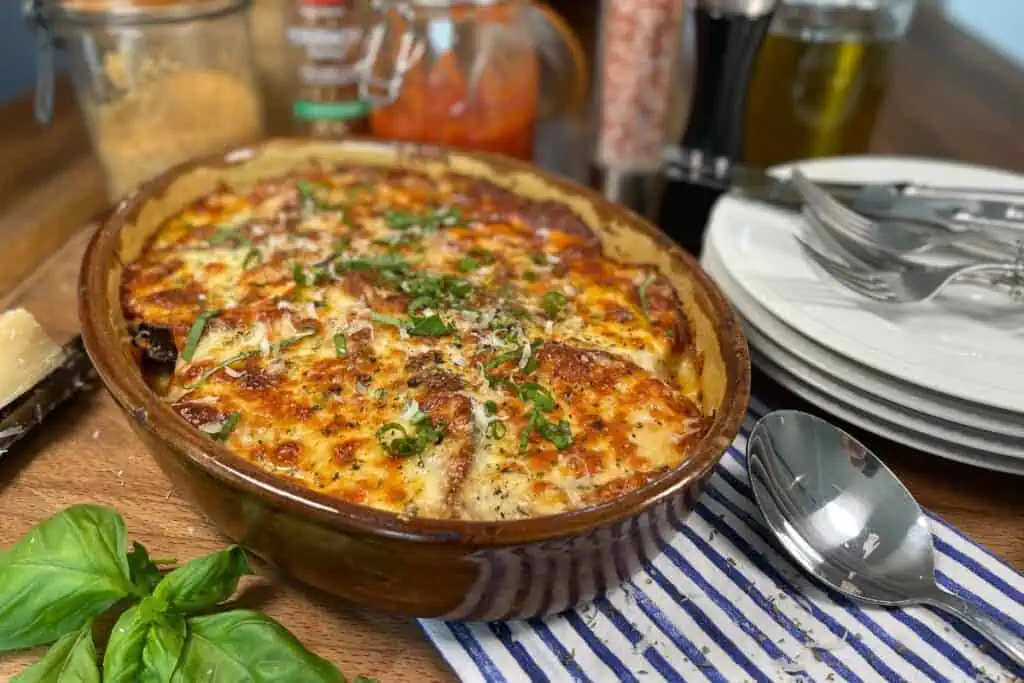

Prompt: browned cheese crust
xmin=121 ymin=167 xmax=710 ymax=520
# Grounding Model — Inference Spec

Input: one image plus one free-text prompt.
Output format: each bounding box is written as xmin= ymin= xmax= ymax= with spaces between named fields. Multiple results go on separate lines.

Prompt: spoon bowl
xmin=748 ymin=410 xmax=1023 ymax=668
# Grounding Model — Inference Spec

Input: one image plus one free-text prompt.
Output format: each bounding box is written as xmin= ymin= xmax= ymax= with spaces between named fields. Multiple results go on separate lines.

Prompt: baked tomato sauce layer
xmin=121 ymin=167 xmax=710 ymax=521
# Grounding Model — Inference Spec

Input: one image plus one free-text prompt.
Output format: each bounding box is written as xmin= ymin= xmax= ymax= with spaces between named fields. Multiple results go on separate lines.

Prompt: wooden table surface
xmin=0 ymin=4 xmax=1021 ymax=680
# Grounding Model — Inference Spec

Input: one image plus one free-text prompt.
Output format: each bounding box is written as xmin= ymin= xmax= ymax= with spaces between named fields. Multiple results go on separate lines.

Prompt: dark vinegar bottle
xmin=658 ymin=0 xmax=776 ymax=255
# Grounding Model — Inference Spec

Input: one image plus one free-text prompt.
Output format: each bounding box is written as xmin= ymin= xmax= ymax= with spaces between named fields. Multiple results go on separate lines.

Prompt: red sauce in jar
xmin=369 ymin=14 xmax=539 ymax=160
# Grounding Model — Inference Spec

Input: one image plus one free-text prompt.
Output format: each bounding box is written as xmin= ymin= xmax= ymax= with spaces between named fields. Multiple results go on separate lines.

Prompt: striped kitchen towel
xmin=419 ymin=408 xmax=1024 ymax=683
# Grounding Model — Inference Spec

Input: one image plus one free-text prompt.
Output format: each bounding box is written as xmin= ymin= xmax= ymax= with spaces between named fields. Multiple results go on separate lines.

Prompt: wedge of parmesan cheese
xmin=0 ymin=309 xmax=66 ymax=410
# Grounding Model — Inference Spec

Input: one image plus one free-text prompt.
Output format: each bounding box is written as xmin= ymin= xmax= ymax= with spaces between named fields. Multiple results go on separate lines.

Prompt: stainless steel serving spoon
xmin=747 ymin=410 xmax=1024 ymax=669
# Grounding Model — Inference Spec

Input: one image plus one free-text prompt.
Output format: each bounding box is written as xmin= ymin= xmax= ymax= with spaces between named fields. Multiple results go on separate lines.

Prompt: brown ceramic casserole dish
xmin=79 ymin=138 xmax=749 ymax=619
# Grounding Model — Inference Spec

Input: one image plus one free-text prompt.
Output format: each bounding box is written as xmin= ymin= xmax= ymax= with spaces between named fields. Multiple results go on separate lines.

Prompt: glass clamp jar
xmin=25 ymin=0 xmax=265 ymax=200
xmin=356 ymin=0 xmax=589 ymax=161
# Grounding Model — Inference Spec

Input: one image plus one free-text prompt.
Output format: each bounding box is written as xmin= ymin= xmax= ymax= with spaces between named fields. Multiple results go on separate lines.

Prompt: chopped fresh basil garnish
xmin=182 ymin=310 xmax=219 ymax=362
xmin=487 ymin=420 xmax=507 ymax=439
xmin=518 ymin=382 xmax=555 ymax=412
xmin=370 ymin=311 xmax=453 ymax=337
xmin=293 ymin=263 xmax=313 ymax=286
xmin=208 ymin=228 xmax=252 ymax=249
xmin=408 ymin=314 xmax=453 ymax=337
xmin=407 ymin=295 xmax=434 ymax=317
xmin=540 ymin=290 xmax=567 ymax=318
xmin=385 ymin=207 xmax=462 ymax=232
xmin=275 ymin=330 xmax=316 ymax=350
xmin=333 ymin=333 xmax=347 ymax=357
xmin=242 ymin=248 xmax=261 ymax=269
xmin=483 ymin=345 xmax=571 ymax=453
xmin=185 ymin=350 xmax=258 ymax=390
xmin=370 ymin=312 xmax=407 ymax=329
xmin=215 ymin=411 xmax=240 ymax=442
xmin=536 ymin=416 xmax=573 ymax=449
xmin=458 ymin=256 xmax=481 ymax=272
xmin=376 ymin=415 xmax=446 ymax=457
xmin=296 ymin=180 xmax=326 ymax=213
xmin=638 ymin=272 xmax=657 ymax=321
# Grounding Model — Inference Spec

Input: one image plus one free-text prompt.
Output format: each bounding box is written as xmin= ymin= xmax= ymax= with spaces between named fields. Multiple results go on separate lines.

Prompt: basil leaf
xmin=383 ymin=210 xmax=422 ymax=230
xmin=0 ymin=505 xmax=134 ymax=651
xmin=215 ymin=412 xmax=241 ymax=442
xmin=540 ymin=291 xmax=567 ymax=318
xmin=518 ymin=383 xmax=555 ymax=412
xmin=208 ymin=229 xmax=252 ymax=250
xmin=102 ymin=603 xmax=186 ymax=683
xmin=638 ymin=272 xmax=657 ymax=321
xmin=370 ymin=312 xmax=407 ymax=330
xmin=486 ymin=420 xmax=507 ymax=439
xmin=153 ymin=547 xmax=249 ymax=614
xmin=170 ymin=610 xmax=343 ymax=683
xmin=352 ymin=677 xmax=380 ymax=683
xmin=296 ymin=181 xmax=329 ymax=213
xmin=407 ymin=314 xmax=452 ymax=337
xmin=406 ymin=295 xmax=433 ymax=317
xmin=457 ymin=256 xmax=480 ymax=272
xmin=182 ymin=311 xmax=218 ymax=362
xmin=126 ymin=542 xmax=163 ymax=595
xmin=484 ymin=349 xmax=519 ymax=376
xmin=332 ymin=334 xmax=347 ymax=357
xmin=292 ymin=263 xmax=313 ymax=287
xmin=536 ymin=417 xmax=574 ymax=450
xmin=274 ymin=331 xmax=316 ymax=352
xmin=184 ymin=350 xmax=259 ymax=390
xmin=242 ymin=249 xmax=261 ymax=270
xmin=12 ymin=623 xmax=99 ymax=683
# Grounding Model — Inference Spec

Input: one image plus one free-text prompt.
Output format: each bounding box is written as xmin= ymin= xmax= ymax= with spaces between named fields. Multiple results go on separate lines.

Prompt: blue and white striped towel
xmin=419 ymin=406 xmax=1024 ymax=683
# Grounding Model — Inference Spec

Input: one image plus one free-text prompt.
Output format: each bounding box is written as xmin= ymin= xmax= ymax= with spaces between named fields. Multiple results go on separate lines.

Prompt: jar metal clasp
xmin=23 ymin=0 xmax=58 ymax=125
xmin=357 ymin=0 xmax=427 ymax=108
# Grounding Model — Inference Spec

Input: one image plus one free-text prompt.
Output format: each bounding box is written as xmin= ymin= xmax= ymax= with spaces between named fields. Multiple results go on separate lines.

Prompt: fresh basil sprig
xmin=638 ymin=272 xmax=657 ymax=321
xmin=0 ymin=505 xmax=136 ymax=651
xmin=0 ymin=505 xmax=376 ymax=683
xmin=14 ymin=623 xmax=100 ymax=683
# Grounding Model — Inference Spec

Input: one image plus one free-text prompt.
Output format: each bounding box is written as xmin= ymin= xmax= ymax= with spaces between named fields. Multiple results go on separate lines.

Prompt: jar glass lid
xmin=40 ymin=0 xmax=248 ymax=24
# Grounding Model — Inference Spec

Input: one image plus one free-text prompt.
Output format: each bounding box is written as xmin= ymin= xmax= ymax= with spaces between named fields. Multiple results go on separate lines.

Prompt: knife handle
xmin=681 ymin=0 xmax=776 ymax=162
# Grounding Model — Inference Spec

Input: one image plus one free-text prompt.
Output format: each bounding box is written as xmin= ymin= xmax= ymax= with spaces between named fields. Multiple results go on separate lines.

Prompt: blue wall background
xmin=2 ymin=3 xmax=46 ymax=102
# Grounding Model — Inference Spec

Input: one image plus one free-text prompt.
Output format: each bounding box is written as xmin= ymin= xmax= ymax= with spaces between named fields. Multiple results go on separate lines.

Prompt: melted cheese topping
xmin=122 ymin=168 xmax=710 ymax=520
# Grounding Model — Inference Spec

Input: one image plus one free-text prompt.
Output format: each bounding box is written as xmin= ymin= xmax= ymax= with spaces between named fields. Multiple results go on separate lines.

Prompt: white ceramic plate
xmin=707 ymin=156 xmax=1024 ymax=413
xmin=703 ymin=245 xmax=1024 ymax=474
xmin=748 ymin=346 xmax=1024 ymax=476
xmin=703 ymin=242 xmax=1024 ymax=440
xmin=743 ymin=324 xmax=1024 ymax=458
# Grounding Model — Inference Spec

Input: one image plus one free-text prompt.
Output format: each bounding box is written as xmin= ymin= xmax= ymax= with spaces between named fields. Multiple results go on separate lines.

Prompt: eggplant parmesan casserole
xmin=121 ymin=167 xmax=710 ymax=521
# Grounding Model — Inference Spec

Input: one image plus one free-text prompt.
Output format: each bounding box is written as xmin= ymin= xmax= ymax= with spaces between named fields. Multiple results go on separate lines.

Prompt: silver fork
xmin=802 ymin=207 xmax=907 ymax=270
xmin=791 ymin=169 xmax=1022 ymax=261
xmin=797 ymin=236 xmax=1022 ymax=303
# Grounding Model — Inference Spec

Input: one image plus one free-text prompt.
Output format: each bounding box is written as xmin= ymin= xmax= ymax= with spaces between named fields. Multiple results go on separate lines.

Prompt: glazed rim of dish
xmin=80 ymin=138 xmax=750 ymax=546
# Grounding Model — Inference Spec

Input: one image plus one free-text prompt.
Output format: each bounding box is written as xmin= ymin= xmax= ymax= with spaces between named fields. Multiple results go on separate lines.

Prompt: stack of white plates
xmin=701 ymin=156 xmax=1024 ymax=474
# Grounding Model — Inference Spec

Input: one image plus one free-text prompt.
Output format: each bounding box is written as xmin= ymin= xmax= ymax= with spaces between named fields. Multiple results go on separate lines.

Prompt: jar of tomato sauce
xmin=359 ymin=0 xmax=588 ymax=160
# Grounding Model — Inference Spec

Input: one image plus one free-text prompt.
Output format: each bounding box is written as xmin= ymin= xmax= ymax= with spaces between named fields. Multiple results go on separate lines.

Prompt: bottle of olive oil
xmin=743 ymin=1 xmax=912 ymax=167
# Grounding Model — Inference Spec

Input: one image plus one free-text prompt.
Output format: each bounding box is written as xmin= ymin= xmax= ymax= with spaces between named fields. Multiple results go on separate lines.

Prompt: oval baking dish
xmin=80 ymin=139 xmax=749 ymax=619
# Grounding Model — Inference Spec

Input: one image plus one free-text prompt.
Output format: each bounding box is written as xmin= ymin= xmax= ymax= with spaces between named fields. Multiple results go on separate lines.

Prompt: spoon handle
xmin=926 ymin=587 xmax=1024 ymax=669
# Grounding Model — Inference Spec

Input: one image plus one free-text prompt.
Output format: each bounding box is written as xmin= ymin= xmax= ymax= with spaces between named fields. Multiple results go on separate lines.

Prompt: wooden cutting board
xmin=0 ymin=224 xmax=455 ymax=682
